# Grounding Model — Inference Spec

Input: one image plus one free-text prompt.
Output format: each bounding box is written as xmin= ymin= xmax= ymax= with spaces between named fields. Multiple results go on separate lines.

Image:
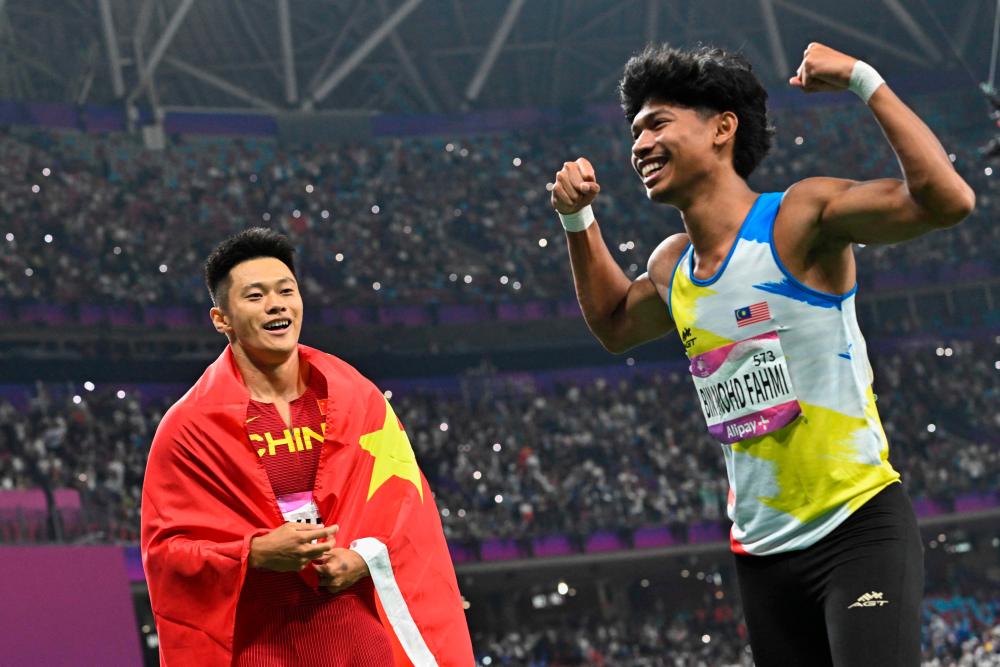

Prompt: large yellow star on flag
xmin=358 ymin=396 xmax=424 ymax=502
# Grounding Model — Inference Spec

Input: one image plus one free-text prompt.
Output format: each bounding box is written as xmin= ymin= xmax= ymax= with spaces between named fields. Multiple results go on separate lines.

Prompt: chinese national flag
xmin=141 ymin=345 xmax=474 ymax=666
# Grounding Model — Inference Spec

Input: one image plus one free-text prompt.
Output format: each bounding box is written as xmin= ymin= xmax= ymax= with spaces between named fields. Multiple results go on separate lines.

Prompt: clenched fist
xmin=789 ymin=43 xmax=858 ymax=93
xmin=549 ymin=157 xmax=601 ymax=215
xmin=316 ymin=547 xmax=370 ymax=594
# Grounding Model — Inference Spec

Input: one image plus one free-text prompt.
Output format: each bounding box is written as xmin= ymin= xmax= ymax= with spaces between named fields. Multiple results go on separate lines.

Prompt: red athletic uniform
xmin=233 ymin=371 xmax=393 ymax=666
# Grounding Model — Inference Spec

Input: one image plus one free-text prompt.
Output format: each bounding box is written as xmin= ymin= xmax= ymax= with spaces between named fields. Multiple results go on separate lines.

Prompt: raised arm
xmin=787 ymin=43 xmax=976 ymax=245
xmin=550 ymin=157 xmax=681 ymax=353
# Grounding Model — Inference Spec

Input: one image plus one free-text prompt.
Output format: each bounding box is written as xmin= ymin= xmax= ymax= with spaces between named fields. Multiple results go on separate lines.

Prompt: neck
xmin=676 ymin=171 xmax=758 ymax=257
xmin=230 ymin=342 xmax=305 ymax=402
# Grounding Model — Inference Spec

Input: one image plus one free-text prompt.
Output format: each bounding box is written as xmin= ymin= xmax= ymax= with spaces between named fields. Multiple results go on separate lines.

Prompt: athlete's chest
xmin=671 ymin=243 xmax=788 ymax=356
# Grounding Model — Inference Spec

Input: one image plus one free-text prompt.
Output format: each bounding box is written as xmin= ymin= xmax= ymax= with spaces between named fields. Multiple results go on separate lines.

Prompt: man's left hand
xmin=316 ymin=548 xmax=370 ymax=594
xmin=789 ymin=42 xmax=857 ymax=93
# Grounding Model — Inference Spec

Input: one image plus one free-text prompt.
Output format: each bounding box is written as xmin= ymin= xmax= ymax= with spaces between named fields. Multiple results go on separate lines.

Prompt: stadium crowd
xmin=0 ymin=90 xmax=995 ymax=313
xmin=1 ymin=340 xmax=995 ymax=549
xmin=471 ymin=590 xmax=1000 ymax=666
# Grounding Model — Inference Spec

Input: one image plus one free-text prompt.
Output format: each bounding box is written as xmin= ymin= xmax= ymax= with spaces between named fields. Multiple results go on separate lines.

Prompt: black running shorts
xmin=734 ymin=483 xmax=924 ymax=667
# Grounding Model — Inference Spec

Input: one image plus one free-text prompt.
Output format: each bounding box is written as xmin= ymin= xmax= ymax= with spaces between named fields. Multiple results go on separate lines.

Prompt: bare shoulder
xmin=782 ymin=177 xmax=856 ymax=214
xmin=646 ymin=232 xmax=689 ymax=287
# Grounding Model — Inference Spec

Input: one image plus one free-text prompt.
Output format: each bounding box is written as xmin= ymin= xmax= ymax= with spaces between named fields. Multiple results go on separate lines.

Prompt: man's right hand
xmin=248 ymin=523 xmax=339 ymax=572
xmin=549 ymin=157 xmax=601 ymax=215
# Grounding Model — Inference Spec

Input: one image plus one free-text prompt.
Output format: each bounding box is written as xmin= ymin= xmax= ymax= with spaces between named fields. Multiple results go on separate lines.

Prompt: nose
xmin=632 ymin=129 xmax=655 ymax=161
xmin=263 ymin=295 xmax=286 ymax=314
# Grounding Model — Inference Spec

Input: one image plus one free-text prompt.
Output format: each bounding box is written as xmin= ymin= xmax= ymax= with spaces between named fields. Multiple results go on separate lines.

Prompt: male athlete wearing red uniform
xmin=141 ymin=228 xmax=472 ymax=666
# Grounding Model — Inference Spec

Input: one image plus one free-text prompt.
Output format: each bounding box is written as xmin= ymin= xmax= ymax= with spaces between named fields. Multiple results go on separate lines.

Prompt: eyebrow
xmin=631 ymin=109 xmax=677 ymax=135
xmin=240 ymin=277 xmax=296 ymax=292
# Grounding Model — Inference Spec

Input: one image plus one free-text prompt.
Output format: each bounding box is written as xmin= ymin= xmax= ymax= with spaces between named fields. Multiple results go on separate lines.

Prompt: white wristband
xmin=558 ymin=205 xmax=595 ymax=233
xmin=848 ymin=60 xmax=884 ymax=104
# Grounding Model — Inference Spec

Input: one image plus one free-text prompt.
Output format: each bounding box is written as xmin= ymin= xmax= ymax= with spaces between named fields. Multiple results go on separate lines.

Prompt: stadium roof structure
xmin=0 ymin=0 xmax=995 ymax=116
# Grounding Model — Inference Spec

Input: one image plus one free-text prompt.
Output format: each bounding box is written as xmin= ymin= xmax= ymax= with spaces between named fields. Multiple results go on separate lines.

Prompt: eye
xmin=247 ymin=293 xmax=262 ymax=300
xmin=281 ymin=288 xmax=295 ymax=295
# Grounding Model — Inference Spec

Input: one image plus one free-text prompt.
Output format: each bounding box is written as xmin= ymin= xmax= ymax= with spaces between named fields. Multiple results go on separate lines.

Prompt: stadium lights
xmin=84 ymin=381 xmax=95 ymax=391
xmin=512 ymin=157 xmax=522 ymax=166
xmin=31 ymin=184 xmax=40 ymax=193
xmin=44 ymin=234 xmax=53 ymax=243
xmin=117 ymin=390 xmax=126 ymax=399
xmin=42 ymin=168 xmax=51 ymax=176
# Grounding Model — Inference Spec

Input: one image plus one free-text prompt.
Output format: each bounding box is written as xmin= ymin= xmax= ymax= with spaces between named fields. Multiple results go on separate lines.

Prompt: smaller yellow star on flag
xmin=358 ymin=396 xmax=423 ymax=502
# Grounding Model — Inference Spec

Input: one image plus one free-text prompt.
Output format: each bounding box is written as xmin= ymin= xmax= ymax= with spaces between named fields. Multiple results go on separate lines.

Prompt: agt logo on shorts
xmin=848 ymin=591 xmax=890 ymax=608
xmin=735 ymin=301 xmax=771 ymax=327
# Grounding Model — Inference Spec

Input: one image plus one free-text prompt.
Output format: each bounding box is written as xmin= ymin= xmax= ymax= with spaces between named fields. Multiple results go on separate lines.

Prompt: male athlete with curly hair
xmin=550 ymin=43 xmax=974 ymax=666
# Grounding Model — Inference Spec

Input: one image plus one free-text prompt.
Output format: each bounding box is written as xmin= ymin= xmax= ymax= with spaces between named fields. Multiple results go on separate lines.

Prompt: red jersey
xmin=235 ymin=370 xmax=393 ymax=666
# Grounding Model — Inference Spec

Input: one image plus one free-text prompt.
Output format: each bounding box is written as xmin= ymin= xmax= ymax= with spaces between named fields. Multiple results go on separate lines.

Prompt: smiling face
xmin=210 ymin=256 xmax=303 ymax=365
xmin=630 ymin=99 xmax=736 ymax=205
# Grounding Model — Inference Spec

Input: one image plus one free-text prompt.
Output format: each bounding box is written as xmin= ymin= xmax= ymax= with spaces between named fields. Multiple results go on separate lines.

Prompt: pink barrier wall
xmin=0 ymin=546 xmax=142 ymax=664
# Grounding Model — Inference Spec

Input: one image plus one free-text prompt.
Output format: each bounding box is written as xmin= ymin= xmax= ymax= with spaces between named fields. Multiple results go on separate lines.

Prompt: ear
xmin=210 ymin=306 xmax=231 ymax=336
xmin=714 ymin=111 xmax=739 ymax=148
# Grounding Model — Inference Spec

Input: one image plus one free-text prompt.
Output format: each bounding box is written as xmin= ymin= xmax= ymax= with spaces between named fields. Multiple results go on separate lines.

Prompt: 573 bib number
xmin=689 ymin=331 xmax=802 ymax=444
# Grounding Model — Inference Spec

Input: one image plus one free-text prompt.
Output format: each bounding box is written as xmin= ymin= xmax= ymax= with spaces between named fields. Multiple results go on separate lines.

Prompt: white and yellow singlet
xmin=668 ymin=191 xmax=899 ymax=556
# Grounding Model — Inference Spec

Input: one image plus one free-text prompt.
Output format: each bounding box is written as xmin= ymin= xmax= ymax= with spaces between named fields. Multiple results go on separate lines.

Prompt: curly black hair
xmin=204 ymin=227 xmax=297 ymax=308
xmin=619 ymin=44 xmax=774 ymax=179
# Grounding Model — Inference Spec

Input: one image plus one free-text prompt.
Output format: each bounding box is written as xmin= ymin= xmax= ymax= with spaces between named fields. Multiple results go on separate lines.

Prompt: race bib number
xmin=689 ymin=331 xmax=801 ymax=444
xmin=276 ymin=491 xmax=322 ymax=524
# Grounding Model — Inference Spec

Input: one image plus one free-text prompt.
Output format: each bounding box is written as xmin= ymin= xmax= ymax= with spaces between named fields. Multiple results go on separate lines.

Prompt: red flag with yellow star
xmin=141 ymin=345 xmax=473 ymax=666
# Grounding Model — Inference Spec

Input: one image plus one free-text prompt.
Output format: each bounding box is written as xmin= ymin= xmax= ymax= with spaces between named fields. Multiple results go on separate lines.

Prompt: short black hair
xmin=203 ymin=227 xmax=296 ymax=308
xmin=619 ymin=44 xmax=774 ymax=179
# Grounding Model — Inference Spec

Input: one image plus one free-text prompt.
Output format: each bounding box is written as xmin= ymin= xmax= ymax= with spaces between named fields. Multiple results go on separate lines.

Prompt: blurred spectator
xmin=1 ymin=341 xmax=995 ymax=547
xmin=0 ymin=91 xmax=994 ymax=313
